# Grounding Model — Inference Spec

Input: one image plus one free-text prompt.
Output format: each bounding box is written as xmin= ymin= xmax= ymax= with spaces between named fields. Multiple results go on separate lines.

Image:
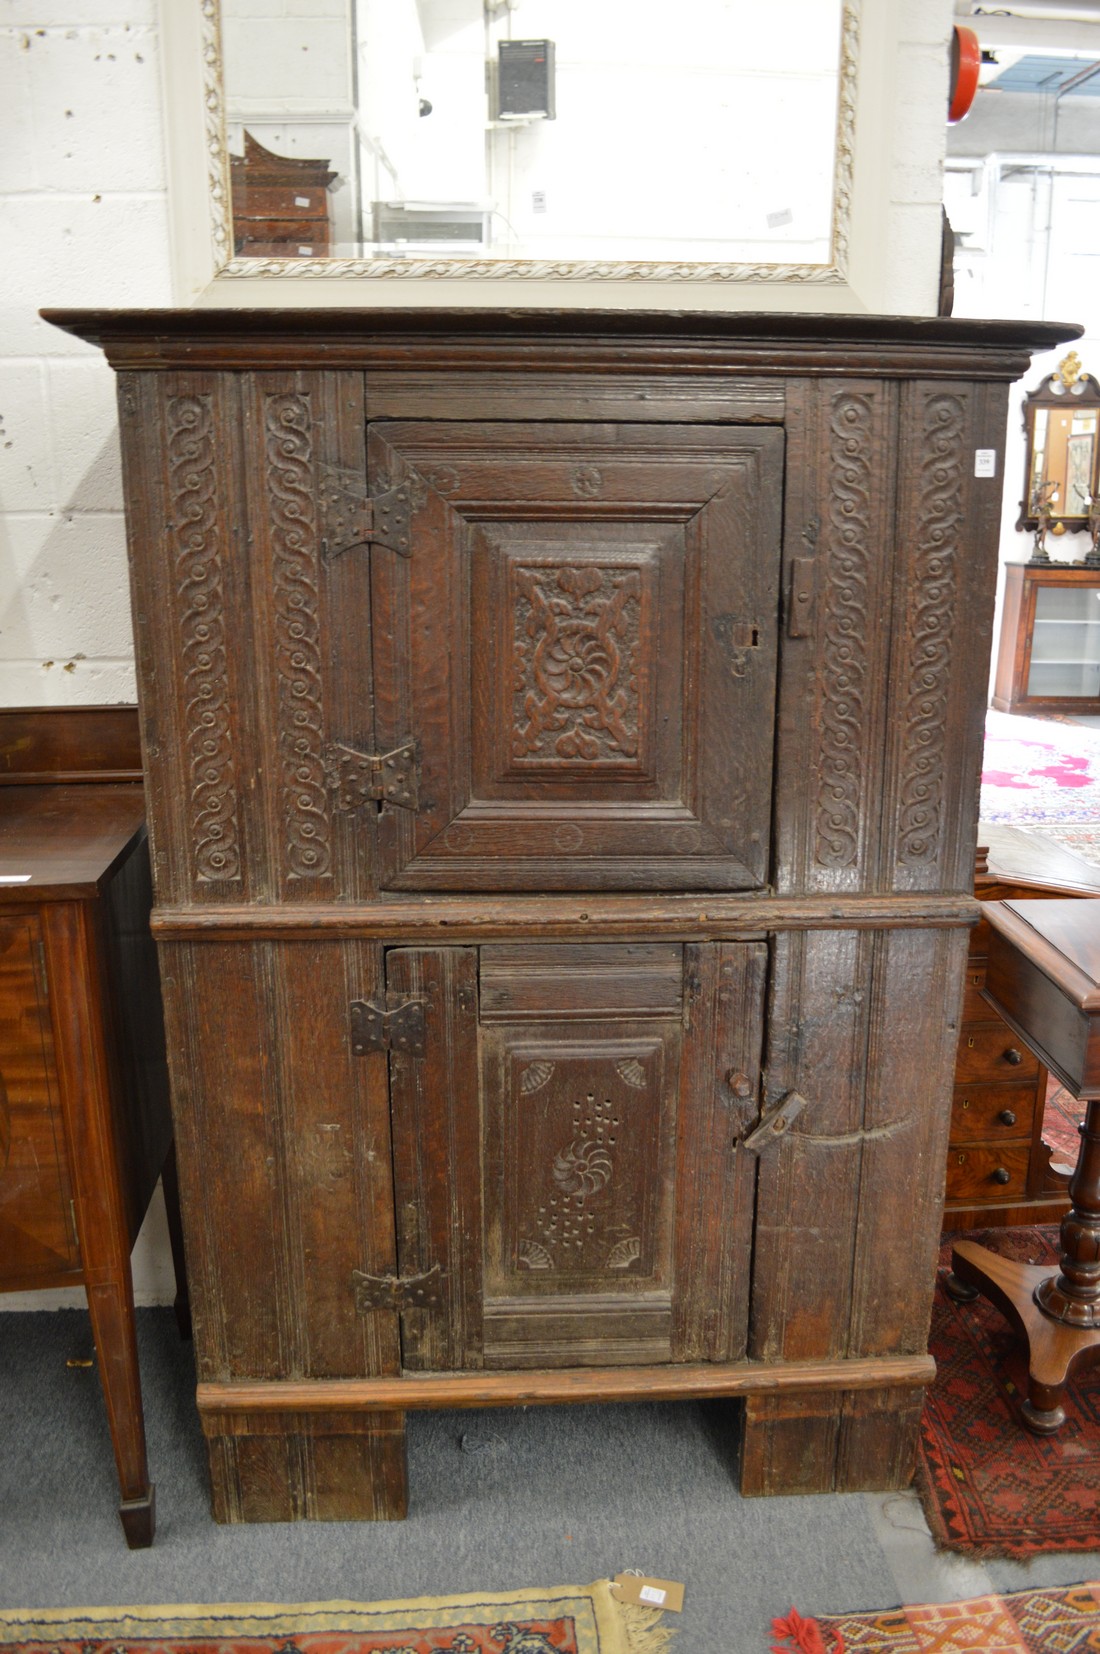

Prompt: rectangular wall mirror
xmin=202 ymin=0 xmax=855 ymax=284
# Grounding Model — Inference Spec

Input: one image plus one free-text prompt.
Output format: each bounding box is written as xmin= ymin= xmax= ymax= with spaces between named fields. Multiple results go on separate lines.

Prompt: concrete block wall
xmin=1 ymin=4 xmax=172 ymax=707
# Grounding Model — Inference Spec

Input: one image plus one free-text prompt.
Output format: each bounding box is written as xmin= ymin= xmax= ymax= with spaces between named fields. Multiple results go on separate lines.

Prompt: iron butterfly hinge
xmin=349 ymin=995 xmax=427 ymax=1057
xmin=351 ymin=1262 xmax=444 ymax=1313
xmin=323 ymin=740 xmax=419 ymax=813
xmin=319 ymin=468 xmax=414 ymax=560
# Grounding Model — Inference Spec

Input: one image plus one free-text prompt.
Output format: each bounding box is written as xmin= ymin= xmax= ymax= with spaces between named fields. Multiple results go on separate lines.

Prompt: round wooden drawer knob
xmin=998 ymin=1109 xmax=1017 ymax=1127
xmin=991 ymin=1167 xmax=1011 ymax=1185
xmin=1003 ymin=1048 xmax=1023 ymax=1065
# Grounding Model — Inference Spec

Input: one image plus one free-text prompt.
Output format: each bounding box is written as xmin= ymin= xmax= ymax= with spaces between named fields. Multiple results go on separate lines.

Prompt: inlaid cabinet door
xmin=0 ymin=913 xmax=78 ymax=1284
xmin=385 ymin=941 xmax=767 ymax=1372
xmin=368 ymin=422 xmax=783 ymax=890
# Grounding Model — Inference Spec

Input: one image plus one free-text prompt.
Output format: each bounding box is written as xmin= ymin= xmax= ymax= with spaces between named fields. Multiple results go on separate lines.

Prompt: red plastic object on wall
xmin=949 ymin=25 xmax=981 ymax=124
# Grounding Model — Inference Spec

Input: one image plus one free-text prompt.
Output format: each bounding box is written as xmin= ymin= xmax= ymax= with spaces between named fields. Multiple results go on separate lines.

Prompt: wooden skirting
xmin=197 ymin=1353 xmax=937 ymax=1427
xmin=155 ymin=894 xmax=981 ymax=942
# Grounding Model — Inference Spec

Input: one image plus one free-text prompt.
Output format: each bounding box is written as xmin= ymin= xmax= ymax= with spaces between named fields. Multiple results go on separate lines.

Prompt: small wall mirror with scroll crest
xmin=1018 ymin=353 xmax=1100 ymax=533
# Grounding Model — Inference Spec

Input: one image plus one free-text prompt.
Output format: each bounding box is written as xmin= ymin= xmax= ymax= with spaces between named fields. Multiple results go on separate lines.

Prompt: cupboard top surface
xmin=40 ymin=309 xmax=1080 ymax=378
xmin=0 ymin=785 xmax=146 ymax=899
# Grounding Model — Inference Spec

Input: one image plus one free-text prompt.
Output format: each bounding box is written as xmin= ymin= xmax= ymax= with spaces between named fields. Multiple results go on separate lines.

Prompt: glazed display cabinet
xmin=992 ymin=562 xmax=1100 ymax=715
xmin=43 ymin=307 xmax=1076 ymax=1521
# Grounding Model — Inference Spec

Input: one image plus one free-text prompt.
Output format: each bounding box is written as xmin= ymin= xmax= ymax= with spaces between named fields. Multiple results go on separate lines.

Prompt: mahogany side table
xmin=947 ymin=898 xmax=1100 ymax=1433
xmin=0 ymin=717 xmax=187 ymax=1547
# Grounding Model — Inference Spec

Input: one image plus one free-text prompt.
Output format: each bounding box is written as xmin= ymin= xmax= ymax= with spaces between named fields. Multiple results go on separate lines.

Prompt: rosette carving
xmin=513 ymin=564 xmax=642 ymax=764
xmin=552 ymin=1136 xmax=614 ymax=1199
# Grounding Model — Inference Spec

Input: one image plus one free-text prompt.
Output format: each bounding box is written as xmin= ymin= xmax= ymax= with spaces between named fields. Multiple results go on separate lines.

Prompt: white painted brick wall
xmin=1 ymin=9 xmax=171 ymax=707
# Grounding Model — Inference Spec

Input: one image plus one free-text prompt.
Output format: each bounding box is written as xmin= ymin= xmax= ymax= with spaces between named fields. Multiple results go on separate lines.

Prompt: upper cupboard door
xmin=369 ymin=422 xmax=783 ymax=891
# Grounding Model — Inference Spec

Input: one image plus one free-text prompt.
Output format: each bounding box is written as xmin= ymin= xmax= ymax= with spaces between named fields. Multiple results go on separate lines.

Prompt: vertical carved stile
xmin=264 ymin=391 xmax=332 ymax=882
xmin=897 ymin=395 xmax=964 ymax=868
xmin=168 ymin=394 xmax=241 ymax=884
xmin=814 ymin=393 xmax=873 ymax=868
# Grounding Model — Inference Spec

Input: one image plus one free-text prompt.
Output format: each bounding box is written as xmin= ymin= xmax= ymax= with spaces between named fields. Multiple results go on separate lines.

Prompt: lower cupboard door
xmin=385 ymin=940 xmax=767 ymax=1372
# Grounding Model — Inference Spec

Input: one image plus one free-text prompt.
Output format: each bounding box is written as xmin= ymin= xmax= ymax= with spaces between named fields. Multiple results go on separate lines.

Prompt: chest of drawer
xmin=950 ymin=1081 xmax=1035 ymax=1143
xmin=955 ymin=1023 xmax=1038 ymax=1084
xmin=945 ymin=1142 xmax=1031 ymax=1203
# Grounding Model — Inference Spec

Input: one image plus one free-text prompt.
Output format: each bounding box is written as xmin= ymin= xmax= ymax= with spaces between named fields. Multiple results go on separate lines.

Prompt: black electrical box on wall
xmin=497 ymin=39 xmax=556 ymax=119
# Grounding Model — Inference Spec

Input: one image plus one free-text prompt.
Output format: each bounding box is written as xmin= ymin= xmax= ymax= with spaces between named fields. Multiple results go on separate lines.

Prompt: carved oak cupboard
xmin=43 ymin=308 xmax=1076 ymax=1520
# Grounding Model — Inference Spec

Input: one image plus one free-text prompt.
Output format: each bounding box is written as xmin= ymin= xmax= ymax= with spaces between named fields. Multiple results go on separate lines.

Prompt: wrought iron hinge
xmin=351 ymin=1262 xmax=444 ymax=1313
xmin=319 ymin=467 xmax=413 ymax=559
xmin=350 ymin=995 xmax=426 ymax=1057
xmin=323 ymin=740 xmax=419 ymax=812
xmin=740 ymin=1090 xmax=809 ymax=1154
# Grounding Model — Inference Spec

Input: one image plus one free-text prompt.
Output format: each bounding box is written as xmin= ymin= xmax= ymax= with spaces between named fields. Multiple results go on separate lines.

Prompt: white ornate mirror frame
xmin=160 ymin=0 xmax=951 ymax=312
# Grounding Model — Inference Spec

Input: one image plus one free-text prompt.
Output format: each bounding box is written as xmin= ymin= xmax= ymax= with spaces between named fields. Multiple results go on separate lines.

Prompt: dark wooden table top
xmin=988 ymin=899 xmax=1100 ymax=1013
xmin=0 ymin=784 xmax=147 ymax=901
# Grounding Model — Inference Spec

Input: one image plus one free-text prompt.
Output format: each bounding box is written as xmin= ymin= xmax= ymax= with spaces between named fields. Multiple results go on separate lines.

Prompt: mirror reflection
xmin=220 ymin=0 xmax=845 ymax=268
xmin=1020 ymin=353 xmax=1100 ymax=534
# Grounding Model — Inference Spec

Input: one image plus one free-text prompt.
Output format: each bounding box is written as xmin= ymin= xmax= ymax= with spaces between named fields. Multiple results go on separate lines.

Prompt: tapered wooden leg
xmin=44 ymin=902 xmax=156 ymax=1547
xmin=84 ymin=1276 xmax=155 ymax=1547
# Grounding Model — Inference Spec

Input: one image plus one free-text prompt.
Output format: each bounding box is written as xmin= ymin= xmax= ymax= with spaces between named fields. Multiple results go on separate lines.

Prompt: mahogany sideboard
xmin=0 ymin=706 xmax=186 ymax=1547
xmin=42 ymin=308 xmax=1078 ymax=1520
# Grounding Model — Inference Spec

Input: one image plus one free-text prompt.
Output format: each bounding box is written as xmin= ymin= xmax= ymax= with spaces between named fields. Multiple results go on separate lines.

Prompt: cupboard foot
xmin=740 ymin=1385 xmax=923 ymax=1496
xmin=203 ymin=1408 xmax=408 ymax=1522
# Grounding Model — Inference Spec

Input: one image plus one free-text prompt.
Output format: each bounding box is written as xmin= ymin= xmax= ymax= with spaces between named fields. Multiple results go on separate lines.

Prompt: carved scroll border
xmin=201 ymin=0 xmax=857 ymax=285
xmin=896 ymin=393 xmax=964 ymax=869
xmin=167 ymin=392 xmax=242 ymax=884
xmin=814 ymin=392 xmax=874 ymax=869
xmin=264 ymin=391 xmax=333 ymax=882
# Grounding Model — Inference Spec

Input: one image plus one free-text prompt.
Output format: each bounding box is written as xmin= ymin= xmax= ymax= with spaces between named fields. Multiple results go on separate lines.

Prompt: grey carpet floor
xmin=2 ymin=1309 xmax=1099 ymax=1651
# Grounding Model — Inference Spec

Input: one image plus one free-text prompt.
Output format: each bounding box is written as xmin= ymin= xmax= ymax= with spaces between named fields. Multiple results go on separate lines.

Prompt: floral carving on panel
xmin=512 ymin=564 xmax=642 ymax=765
xmin=518 ymin=1090 xmax=643 ymax=1273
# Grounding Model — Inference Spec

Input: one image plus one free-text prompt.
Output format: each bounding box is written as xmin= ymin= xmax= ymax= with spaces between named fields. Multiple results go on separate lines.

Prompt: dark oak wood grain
xmin=45 ymin=307 xmax=1078 ymax=1517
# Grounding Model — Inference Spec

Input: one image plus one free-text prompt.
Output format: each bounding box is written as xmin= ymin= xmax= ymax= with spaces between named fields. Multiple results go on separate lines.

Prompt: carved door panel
xmin=368 ymin=422 xmax=783 ymax=890
xmin=0 ymin=914 xmax=78 ymax=1284
xmin=385 ymin=941 xmax=768 ymax=1372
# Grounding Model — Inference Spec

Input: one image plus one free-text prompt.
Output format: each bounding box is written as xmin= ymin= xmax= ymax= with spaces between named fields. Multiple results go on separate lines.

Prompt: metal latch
xmin=351 ymin=1262 xmax=444 ymax=1313
xmin=740 ymin=1090 xmax=809 ymax=1153
xmin=788 ymin=557 xmax=816 ymax=638
xmin=350 ymin=995 xmax=426 ymax=1056
xmin=324 ymin=740 xmax=419 ymax=812
xmin=319 ymin=468 xmax=413 ymax=559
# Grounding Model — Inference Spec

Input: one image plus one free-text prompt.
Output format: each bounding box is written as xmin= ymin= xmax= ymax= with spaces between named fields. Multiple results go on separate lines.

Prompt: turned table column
xmin=947 ymin=899 xmax=1100 ymax=1433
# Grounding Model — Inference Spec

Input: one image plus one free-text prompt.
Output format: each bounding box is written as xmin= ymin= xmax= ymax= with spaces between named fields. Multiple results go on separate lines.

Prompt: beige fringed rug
xmin=0 ymin=1586 xmax=674 ymax=1654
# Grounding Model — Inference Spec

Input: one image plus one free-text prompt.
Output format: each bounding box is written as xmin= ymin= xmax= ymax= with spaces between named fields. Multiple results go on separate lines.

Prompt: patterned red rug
xmin=0 ymin=1590 xmax=673 ymax=1654
xmin=1043 ymin=1082 xmax=1085 ymax=1170
xmin=916 ymin=1227 xmax=1100 ymax=1556
xmin=771 ymin=1582 xmax=1100 ymax=1652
